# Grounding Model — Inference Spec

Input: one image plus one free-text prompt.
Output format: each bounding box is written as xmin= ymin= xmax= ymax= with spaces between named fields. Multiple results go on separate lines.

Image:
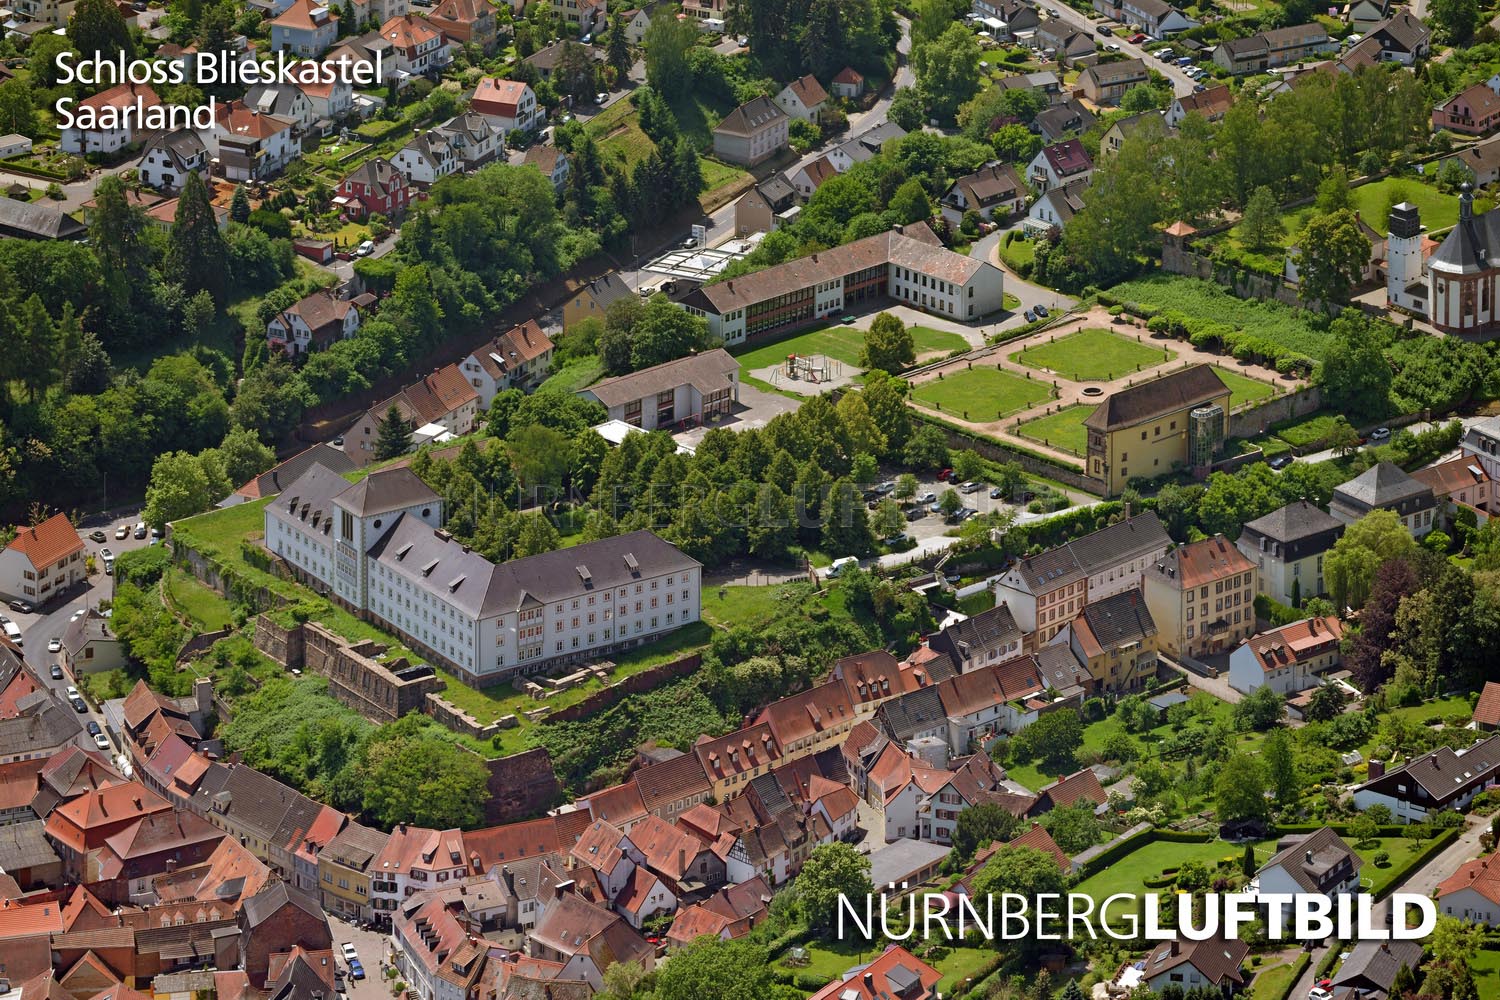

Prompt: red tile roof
xmin=1239 ymin=616 xmax=1343 ymax=673
xmin=6 ymin=513 xmax=84 ymax=571
xmin=808 ymin=946 xmax=941 ymax=1000
xmin=472 ymin=77 xmax=530 ymax=117
xmin=1007 ymin=822 xmax=1070 ymax=871
xmin=1438 ymin=849 xmax=1500 ymax=904
xmin=1476 ymin=682 xmax=1500 ymax=730
xmin=1036 ymin=768 xmax=1106 ymax=811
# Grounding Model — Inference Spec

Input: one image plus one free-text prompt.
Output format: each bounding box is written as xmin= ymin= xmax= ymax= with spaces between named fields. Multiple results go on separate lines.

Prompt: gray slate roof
xmin=931 ymin=603 xmax=1022 ymax=663
xmin=0 ymin=819 xmax=61 ymax=870
xmin=1079 ymin=588 xmax=1157 ymax=649
xmin=1332 ymin=461 xmax=1435 ymax=513
xmin=874 ymin=687 xmax=947 ymax=742
xmin=1331 ymin=939 xmax=1423 ymax=992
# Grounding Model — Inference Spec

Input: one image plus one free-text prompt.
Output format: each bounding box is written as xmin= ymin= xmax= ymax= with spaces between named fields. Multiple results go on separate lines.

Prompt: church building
xmin=1387 ymin=183 xmax=1496 ymax=334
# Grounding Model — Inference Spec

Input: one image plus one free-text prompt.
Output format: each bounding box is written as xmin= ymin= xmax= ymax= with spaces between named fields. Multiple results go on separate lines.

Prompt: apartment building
xmin=1141 ymin=534 xmax=1258 ymax=659
xmin=1329 ymin=461 xmax=1438 ymax=538
xmin=1235 ymin=499 xmax=1344 ymax=607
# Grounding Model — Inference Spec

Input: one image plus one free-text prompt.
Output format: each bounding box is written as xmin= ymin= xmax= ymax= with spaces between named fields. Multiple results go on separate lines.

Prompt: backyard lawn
xmin=1472 ymin=947 xmax=1500 ymax=1000
xmin=1213 ymin=366 xmax=1279 ymax=410
xmin=910 ymin=367 xmax=1055 ymax=419
xmin=1012 ymin=327 xmax=1175 ymax=382
xmin=1074 ymin=837 xmax=1279 ymax=905
xmin=775 ymin=939 xmax=993 ymax=996
xmin=1015 ymin=404 xmax=1095 ymax=456
xmin=1248 ymin=954 xmax=1310 ymax=1000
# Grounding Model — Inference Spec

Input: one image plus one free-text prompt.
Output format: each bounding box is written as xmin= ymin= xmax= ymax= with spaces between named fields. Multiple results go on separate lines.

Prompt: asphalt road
xmin=1040 ymin=3 xmax=1199 ymax=97
xmin=19 ymin=506 xmax=151 ymax=750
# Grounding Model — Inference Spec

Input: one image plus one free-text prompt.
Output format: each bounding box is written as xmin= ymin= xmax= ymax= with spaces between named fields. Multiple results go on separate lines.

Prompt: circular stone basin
xmin=1081 ymin=386 xmax=1105 ymax=397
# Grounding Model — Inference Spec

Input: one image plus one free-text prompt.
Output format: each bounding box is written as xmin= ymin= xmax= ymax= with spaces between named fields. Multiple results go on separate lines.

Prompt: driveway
xmin=1037 ymin=5 xmax=1198 ymax=97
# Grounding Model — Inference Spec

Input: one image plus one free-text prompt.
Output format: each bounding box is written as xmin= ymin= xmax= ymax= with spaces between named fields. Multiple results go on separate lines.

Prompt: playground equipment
xmin=782 ymin=353 xmax=843 ymax=384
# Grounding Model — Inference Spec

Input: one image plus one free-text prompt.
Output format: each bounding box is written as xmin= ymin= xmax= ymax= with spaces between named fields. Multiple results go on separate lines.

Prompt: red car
xmin=937 ymin=468 xmax=954 ymax=481
xmin=1129 ymin=31 xmax=1147 ymax=42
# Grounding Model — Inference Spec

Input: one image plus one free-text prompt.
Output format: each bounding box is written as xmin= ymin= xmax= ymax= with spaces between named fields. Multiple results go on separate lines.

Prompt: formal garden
xmin=1012 ymin=327 xmax=1176 ymax=382
xmin=910 ymin=366 xmax=1058 ymax=420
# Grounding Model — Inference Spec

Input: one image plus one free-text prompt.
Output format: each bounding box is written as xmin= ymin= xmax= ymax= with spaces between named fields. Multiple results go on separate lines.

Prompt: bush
xmin=1372 ymin=849 xmax=1390 ymax=867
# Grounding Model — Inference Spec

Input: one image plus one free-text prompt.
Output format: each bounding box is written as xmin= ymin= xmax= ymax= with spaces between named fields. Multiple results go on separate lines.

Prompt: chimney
xmin=1305 ymin=850 xmax=1313 ymax=864
xmin=1368 ymin=759 xmax=1385 ymax=779
xmin=1123 ymin=499 xmax=1132 ymax=519
xmin=678 ymin=848 xmax=686 ymax=873
xmin=864 ymin=973 xmax=875 ymax=989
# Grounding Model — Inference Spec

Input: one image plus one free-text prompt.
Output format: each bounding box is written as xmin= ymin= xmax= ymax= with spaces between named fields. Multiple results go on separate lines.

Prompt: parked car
xmin=1193 ymin=83 xmax=1207 ymax=92
xmin=49 ymin=665 xmax=63 ymax=680
xmin=990 ymin=486 xmax=1006 ymax=499
xmin=1269 ymin=454 xmax=1294 ymax=470
xmin=875 ymin=480 xmax=897 ymax=494
xmin=1025 ymin=308 xmax=1037 ymax=322
xmin=94 ymin=732 xmax=111 ymax=751
xmin=937 ymin=468 xmax=954 ymax=481
xmin=883 ymin=533 xmax=912 ymax=547
xmin=356 ymin=240 xmax=375 ymax=257
xmin=348 ymin=961 xmax=365 ymax=981
xmin=959 ymin=481 xmax=983 ymax=494
xmin=915 ymin=491 xmax=936 ymax=504
xmin=115 ymin=524 xmax=130 ymax=540
xmin=1309 ymin=990 xmax=1333 ymax=1000
xmin=1129 ymin=32 xmax=1146 ymax=42
xmin=134 ymin=523 xmax=147 ymax=539
xmin=1176 ymin=55 xmax=1193 ymax=66
xmin=1097 ymin=24 xmax=1112 ymax=34
xmin=905 ymin=507 xmax=926 ymax=521
xmin=47 ymin=637 xmax=61 ymax=654
xmin=71 ymin=696 xmax=87 ymax=713
xmin=6 ymin=599 xmax=30 ymax=614
xmin=595 ymin=92 xmax=608 ymax=105
xmin=1105 ymin=42 xmax=1120 ymax=50
xmin=86 ymin=721 xmax=101 ymax=736
xmin=827 ymin=556 xmax=859 ymax=578
xmin=1370 ymin=426 xmax=1391 ymax=441
xmin=340 ymin=944 xmax=359 ymax=965
xmin=88 ymin=529 xmax=106 ymax=543
xmin=1035 ymin=304 xmax=1049 ymax=317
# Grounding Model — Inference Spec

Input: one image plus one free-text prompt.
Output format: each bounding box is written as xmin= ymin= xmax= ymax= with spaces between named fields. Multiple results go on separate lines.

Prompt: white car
xmin=47 ymin=637 xmax=61 ymax=654
xmin=93 ymin=732 xmax=111 ymax=751
xmin=1309 ymin=990 xmax=1333 ymax=1000
xmin=115 ymin=524 xmax=129 ymax=540
xmin=356 ymin=240 xmax=375 ymax=257
xmin=66 ymin=685 xmax=80 ymax=699
xmin=341 ymin=943 xmax=359 ymax=964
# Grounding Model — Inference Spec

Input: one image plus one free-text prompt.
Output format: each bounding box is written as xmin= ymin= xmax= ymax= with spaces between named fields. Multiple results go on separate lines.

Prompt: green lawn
xmin=1352 ymin=835 xmax=1431 ymax=897
xmin=1248 ymin=955 xmax=1310 ymax=1000
xmin=774 ymin=938 xmax=992 ymax=995
xmin=1074 ymin=838 xmax=1278 ymax=905
xmin=1213 ymin=365 xmax=1279 ymax=410
xmin=539 ymin=356 xmax=604 ymax=393
xmin=1015 ymin=404 xmax=1095 ymax=456
xmin=999 ymin=237 xmax=1035 ymax=271
xmin=165 ymin=567 xmax=235 ymax=631
xmin=1472 ymin=947 xmax=1500 ymax=1000
xmin=732 ymin=323 xmax=969 ymax=378
xmin=910 ymin=367 xmax=1055 ymax=420
xmin=1013 ymin=327 xmax=1175 ymax=382
xmin=586 ymin=90 xmax=750 ymax=200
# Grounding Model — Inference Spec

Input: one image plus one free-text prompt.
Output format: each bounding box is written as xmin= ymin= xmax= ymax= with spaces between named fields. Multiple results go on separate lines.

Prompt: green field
xmin=165 ymin=567 xmax=235 ymax=631
xmin=1013 ymin=327 xmax=1175 ymax=382
xmin=1472 ymin=947 xmax=1500 ymax=1000
xmin=1248 ymin=955 xmax=1310 ymax=1000
xmin=910 ymin=367 xmax=1055 ymax=419
xmin=1108 ymin=277 xmax=1333 ymax=361
xmin=1213 ymin=365 xmax=1279 ymax=410
xmin=775 ymin=939 xmax=994 ymax=996
xmin=1074 ymin=837 xmax=1277 ymax=905
xmin=732 ymin=324 xmax=969 ymax=376
xmin=586 ymin=91 xmax=750 ymax=201
xmin=1015 ymin=404 xmax=1096 ymax=456
xmin=538 ymin=356 xmax=604 ymax=393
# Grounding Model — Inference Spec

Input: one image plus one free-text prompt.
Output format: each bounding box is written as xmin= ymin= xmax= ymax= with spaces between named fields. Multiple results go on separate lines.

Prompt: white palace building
xmin=263 ymin=462 xmax=702 ymax=685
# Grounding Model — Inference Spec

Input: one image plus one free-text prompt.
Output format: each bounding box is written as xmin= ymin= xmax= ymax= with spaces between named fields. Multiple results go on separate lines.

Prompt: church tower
xmin=1386 ymin=200 xmax=1426 ymax=315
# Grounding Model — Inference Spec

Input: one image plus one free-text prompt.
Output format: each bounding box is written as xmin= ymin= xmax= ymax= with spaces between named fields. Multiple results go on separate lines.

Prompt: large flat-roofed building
xmin=265 ymin=462 xmax=703 ymax=684
xmin=677 ymin=228 xmax=1004 ymax=344
xmin=1085 ymin=365 xmax=1231 ymax=496
xmin=579 ymin=350 xmax=740 ymax=431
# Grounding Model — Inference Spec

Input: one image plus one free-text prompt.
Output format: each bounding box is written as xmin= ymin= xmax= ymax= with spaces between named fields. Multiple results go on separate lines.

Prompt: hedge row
xmin=1261 ymin=952 xmax=1313 ymax=1000
xmin=1074 ymin=829 xmax=1212 ymax=881
xmin=1376 ymin=827 xmax=1459 ymax=900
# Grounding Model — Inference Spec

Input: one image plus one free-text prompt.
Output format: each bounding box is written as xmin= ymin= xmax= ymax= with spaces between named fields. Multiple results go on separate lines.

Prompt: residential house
xmin=42 ymin=780 xmax=172 ymax=881
xmin=0 ymin=513 xmax=85 ymax=606
xmin=1435 ymin=83 xmax=1500 ymax=137
xmin=335 ymin=157 xmax=411 ymax=219
xmin=734 ymin=175 xmax=798 ymax=236
xmin=1115 ymin=0 xmax=1197 ymax=35
xmin=996 ymin=71 xmax=1062 ymax=101
xmin=1099 ymin=112 xmax=1165 ymax=160
xmin=775 ymin=75 xmax=829 ymax=123
xmin=1352 ymin=733 xmax=1500 ymax=821
xmin=1052 ymin=588 xmax=1159 ymax=692
xmin=525 ymin=40 xmax=605 ymax=80
xmin=1030 ymin=767 xmax=1107 ymax=816
xmin=563 ymin=272 xmax=633 ymax=329
xmin=60 ymin=83 xmax=160 ymax=155
xmin=808 ymin=946 xmax=941 ymax=1000
xmin=1329 ymin=462 xmax=1438 ymax=538
xmin=470 ymin=78 xmax=543 ymax=135
xmin=1253 ymin=827 xmax=1361 ymax=923
xmin=680 ymin=0 xmax=727 ymax=23
xmin=1365 ymin=9 xmax=1429 ymax=64
xmin=1235 ymin=499 xmax=1344 ymax=607
xmin=712 ymin=97 xmax=789 ymax=167
xmin=1024 ymin=180 xmax=1086 ymax=235
xmin=1344 ymin=0 xmax=1389 ymax=33
xmin=136 ymin=130 xmax=209 ymax=191
xmin=460 ymin=319 xmax=555 ymax=405
xmin=825 ymin=122 xmax=908 ymax=173
xmin=393 ymin=130 xmax=458 ymax=187
xmin=831 ymin=66 xmax=865 ymax=99
xmin=204 ymin=100 xmax=297 ymax=181
xmin=243 ymin=83 xmax=317 ymax=130
xmin=1142 ymin=534 xmax=1258 ymax=659
xmin=1439 ymin=851 xmax=1500 ymax=925
xmin=270 ymin=0 xmax=338 ymax=56
xmin=1214 ymin=23 xmax=1334 ymax=73
xmin=1462 ymin=415 xmax=1500 ymax=483
xmin=365 ymin=825 xmax=465 ymax=923
xmin=1028 ymin=139 xmax=1092 ymax=193
xmin=8 ymin=0 xmax=75 ymax=26
xmin=297 ymin=72 xmax=354 ymax=122
xmin=677 ymin=226 xmax=1005 ymax=342
xmin=1084 ymin=364 xmax=1231 ymax=496
xmin=1413 ymin=455 xmax=1492 ymax=521
xmin=941 ymin=163 xmax=1026 ymax=226
xmin=927 ymin=604 xmax=1024 ymax=674
xmin=523 ymin=145 xmax=570 ymax=191
xmin=426 ymin=0 xmax=497 ymax=50
xmin=975 ymin=0 xmax=1040 ymax=37
xmin=378 ymin=14 xmax=451 ymax=77
xmin=1141 ymin=934 xmax=1249 ymax=994
xmin=238 ymin=880 xmax=334 ymax=990
xmin=665 ymin=876 xmax=770 ymax=949
xmin=342 ymin=364 xmax=478 ymax=464
xmin=569 ymin=819 xmax=636 ymax=904
xmin=1036 ymin=19 xmax=1096 ymax=60
xmin=1165 ymin=84 xmax=1232 ymax=127
xmin=528 ymin=891 xmax=655 ymax=990
xmin=1078 ymin=59 xmax=1148 ymax=105
xmin=1474 ymin=682 xmax=1500 ymax=732
xmin=547 ymin=0 xmax=606 ymax=32
xmin=994 ymin=510 xmax=1170 ymax=647
xmin=789 ymin=155 xmax=837 ymax=199
xmin=317 ymin=820 xmax=387 ymax=921
xmin=266 ymin=290 xmax=361 ymax=357
xmin=620 ymin=8 xmax=652 ymax=43
xmin=693 ymin=723 xmax=783 ymax=801
xmin=1034 ymin=100 xmax=1096 ymax=143
xmin=1331 ymin=941 xmax=1425 ymax=995
xmin=755 ymin=679 xmax=859 ymax=760
xmin=391 ymin=888 xmax=488 ymax=1000
xmin=437 ymin=113 xmax=501 ymax=170
xmin=936 ymin=655 xmax=1053 ymax=752
xmin=633 ymin=754 xmax=713 ymax=825
xmin=579 ymin=348 xmax=739 ymax=431
xmin=61 ymin=610 xmax=126 ymax=675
